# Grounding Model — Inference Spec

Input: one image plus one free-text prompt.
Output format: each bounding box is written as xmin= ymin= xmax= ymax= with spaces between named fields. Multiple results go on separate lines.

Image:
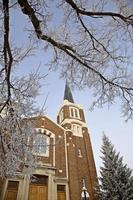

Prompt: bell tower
xmin=57 ymin=82 xmax=97 ymax=200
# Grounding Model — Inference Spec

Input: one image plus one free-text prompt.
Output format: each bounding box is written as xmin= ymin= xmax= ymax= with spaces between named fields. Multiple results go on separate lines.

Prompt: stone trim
xmin=61 ymin=118 xmax=87 ymax=127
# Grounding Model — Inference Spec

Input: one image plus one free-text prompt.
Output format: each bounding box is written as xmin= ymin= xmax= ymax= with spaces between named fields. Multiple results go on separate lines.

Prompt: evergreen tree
xmin=97 ymin=135 xmax=133 ymax=200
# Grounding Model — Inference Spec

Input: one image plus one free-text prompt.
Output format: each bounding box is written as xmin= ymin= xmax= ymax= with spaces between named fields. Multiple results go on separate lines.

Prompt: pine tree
xmin=97 ymin=135 xmax=133 ymax=200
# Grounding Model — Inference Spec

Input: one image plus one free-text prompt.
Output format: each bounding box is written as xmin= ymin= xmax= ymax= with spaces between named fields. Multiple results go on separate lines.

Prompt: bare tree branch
xmin=65 ymin=0 xmax=133 ymax=24
xmin=3 ymin=0 xmax=13 ymax=106
xmin=17 ymin=0 xmax=133 ymax=93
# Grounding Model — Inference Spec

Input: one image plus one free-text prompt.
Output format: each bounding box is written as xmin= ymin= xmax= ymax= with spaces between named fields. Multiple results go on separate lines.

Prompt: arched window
xmin=33 ymin=134 xmax=49 ymax=157
xmin=70 ymin=107 xmax=80 ymax=119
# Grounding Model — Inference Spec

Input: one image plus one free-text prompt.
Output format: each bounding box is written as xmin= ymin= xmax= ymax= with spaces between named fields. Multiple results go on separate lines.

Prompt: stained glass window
xmin=33 ymin=134 xmax=49 ymax=156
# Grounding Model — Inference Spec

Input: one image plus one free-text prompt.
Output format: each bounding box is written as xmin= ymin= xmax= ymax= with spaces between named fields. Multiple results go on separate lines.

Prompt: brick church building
xmin=0 ymin=82 xmax=97 ymax=200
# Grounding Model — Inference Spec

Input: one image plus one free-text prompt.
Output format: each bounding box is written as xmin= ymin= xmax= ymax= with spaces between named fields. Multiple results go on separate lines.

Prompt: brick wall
xmin=66 ymin=130 xmax=97 ymax=200
xmin=57 ymin=103 xmax=98 ymax=200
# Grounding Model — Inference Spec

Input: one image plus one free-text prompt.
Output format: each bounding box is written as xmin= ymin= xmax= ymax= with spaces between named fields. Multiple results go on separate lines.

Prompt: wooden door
xmin=57 ymin=185 xmax=66 ymax=200
xmin=4 ymin=181 xmax=19 ymax=200
xmin=57 ymin=191 xmax=66 ymax=200
xmin=28 ymin=185 xmax=37 ymax=200
xmin=38 ymin=186 xmax=47 ymax=200
xmin=5 ymin=190 xmax=18 ymax=200
xmin=28 ymin=184 xmax=48 ymax=200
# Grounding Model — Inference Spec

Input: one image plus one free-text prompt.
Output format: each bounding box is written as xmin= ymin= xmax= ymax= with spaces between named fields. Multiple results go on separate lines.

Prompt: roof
xmin=64 ymin=80 xmax=74 ymax=103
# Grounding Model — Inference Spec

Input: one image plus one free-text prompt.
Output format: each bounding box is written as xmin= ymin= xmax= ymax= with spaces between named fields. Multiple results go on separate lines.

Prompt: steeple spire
xmin=64 ymin=80 xmax=74 ymax=103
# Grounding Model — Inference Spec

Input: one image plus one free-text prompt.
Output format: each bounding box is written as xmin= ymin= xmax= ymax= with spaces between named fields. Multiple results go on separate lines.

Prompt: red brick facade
xmin=29 ymin=99 xmax=97 ymax=200
xmin=0 ymin=100 xmax=97 ymax=200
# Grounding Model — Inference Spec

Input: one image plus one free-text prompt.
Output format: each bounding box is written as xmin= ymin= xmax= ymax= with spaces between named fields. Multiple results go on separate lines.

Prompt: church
xmin=0 ymin=82 xmax=97 ymax=200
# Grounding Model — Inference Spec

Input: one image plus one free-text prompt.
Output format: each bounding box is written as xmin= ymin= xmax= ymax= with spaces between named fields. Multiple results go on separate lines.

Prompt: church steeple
xmin=64 ymin=80 xmax=74 ymax=103
xmin=57 ymin=80 xmax=86 ymax=125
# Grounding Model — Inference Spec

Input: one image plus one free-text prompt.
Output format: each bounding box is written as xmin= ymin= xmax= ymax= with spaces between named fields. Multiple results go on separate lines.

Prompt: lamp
xmin=81 ymin=179 xmax=90 ymax=200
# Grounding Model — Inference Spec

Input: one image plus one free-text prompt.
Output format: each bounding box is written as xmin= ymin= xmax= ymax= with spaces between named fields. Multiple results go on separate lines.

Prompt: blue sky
xmin=9 ymin=4 xmax=133 ymax=175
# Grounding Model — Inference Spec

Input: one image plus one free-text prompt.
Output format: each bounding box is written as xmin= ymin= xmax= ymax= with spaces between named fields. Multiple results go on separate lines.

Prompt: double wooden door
xmin=28 ymin=184 xmax=48 ymax=200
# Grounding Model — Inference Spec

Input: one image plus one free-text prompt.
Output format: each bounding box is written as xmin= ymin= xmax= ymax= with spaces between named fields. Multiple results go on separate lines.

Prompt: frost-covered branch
xmin=0 ymin=71 xmax=45 ymax=178
xmin=65 ymin=0 xmax=133 ymax=24
xmin=0 ymin=0 xmax=47 ymax=178
xmin=17 ymin=0 xmax=133 ymax=119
